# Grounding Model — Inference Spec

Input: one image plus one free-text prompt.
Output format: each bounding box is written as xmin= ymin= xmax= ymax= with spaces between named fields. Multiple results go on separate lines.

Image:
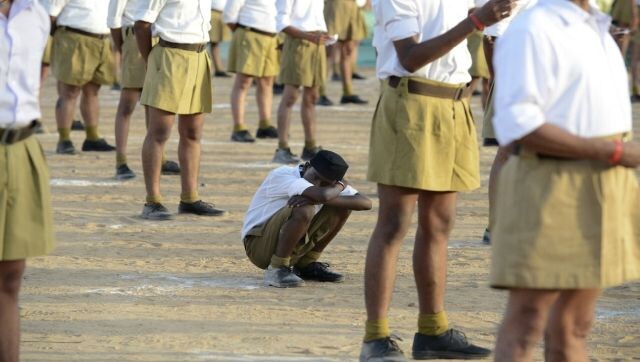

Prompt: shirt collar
xmin=6 ymin=0 xmax=35 ymax=19
xmin=540 ymin=0 xmax=611 ymax=35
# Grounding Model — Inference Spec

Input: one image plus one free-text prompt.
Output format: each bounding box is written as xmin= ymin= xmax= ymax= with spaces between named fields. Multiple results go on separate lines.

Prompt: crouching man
xmin=242 ymin=150 xmax=372 ymax=287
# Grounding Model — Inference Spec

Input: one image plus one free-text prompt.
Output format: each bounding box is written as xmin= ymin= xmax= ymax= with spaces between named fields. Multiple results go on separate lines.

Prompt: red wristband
xmin=608 ymin=139 xmax=623 ymax=165
xmin=469 ymin=13 xmax=485 ymax=31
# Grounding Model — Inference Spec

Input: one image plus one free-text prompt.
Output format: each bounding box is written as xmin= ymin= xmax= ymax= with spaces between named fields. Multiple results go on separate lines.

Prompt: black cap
xmin=309 ymin=150 xmax=349 ymax=182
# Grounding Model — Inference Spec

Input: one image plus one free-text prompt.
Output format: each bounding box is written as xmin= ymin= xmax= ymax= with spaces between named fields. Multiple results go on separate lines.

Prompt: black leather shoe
xmin=82 ymin=138 xmax=116 ymax=152
xmin=56 ymin=140 xmax=76 ymax=155
xmin=317 ymin=95 xmax=334 ymax=106
xmin=161 ymin=160 xmax=180 ymax=175
xmin=231 ymin=130 xmax=256 ymax=143
xmin=214 ymin=71 xmax=231 ymax=78
xmin=256 ymin=126 xmax=278 ymax=139
xmin=352 ymin=72 xmax=367 ymax=80
xmin=115 ymin=164 xmax=136 ymax=180
xmin=294 ymin=262 xmax=344 ymax=282
xmin=412 ymin=329 xmax=491 ymax=360
xmin=273 ymin=83 xmax=284 ymax=95
xmin=340 ymin=95 xmax=368 ymax=105
xmin=71 ymin=119 xmax=85 ymax=131
xmin=178 ymin=200 xmax=227 ymax=216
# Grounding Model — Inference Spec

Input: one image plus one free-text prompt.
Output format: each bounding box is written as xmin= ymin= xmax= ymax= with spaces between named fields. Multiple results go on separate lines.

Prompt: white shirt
xmin=276 ymin=0 xmax=327 ymax=33
xmin=212 ymin=0 xmax=226 ymax=12
xmin=133 ymin=0 xmax=212 ymax=44
xmin=373 ymin=0 xmax=472 ymax=84
xmin=48 ymin=0 xmax=110 ymax=34
xmin=356 ymin=0 xmax=367 ymax=7
xmin=241 ymin=166 xmax=358 ymax=239
xmin=0 ymin=0 xmax=49 ymax=128
xmin=108 ymin=0 xmax=144 ymax=29
xmin=493 ymin=0 xmax=631 ymax=145
xmin=223 ymin=0 xmax=277 ymax=33
xmin=484 ymin=0 xmax=536 ymax=37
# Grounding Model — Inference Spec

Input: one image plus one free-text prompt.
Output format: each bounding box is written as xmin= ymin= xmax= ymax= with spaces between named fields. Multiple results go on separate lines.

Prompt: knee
xmin=119 ymin=99 xmax=137 ymax=117
xmin=509 ymin=304 xmax=548 ymax=347
xmin=547 ymin=313 xmax=594 ymax=341
xmin=291 ymin=205 xmax=316 ymax=225
xmin=60 ymin=86 xmax=81 ymax=100
xmin=0 ymin=263 xmax=25 ymax=297
xmin=281 ymin=93 xmax=298 ymax=108
xmin=147 ymin=125 xmax=172 ymax=144
xmin=303 ymin=91 xmax=318 ymax=106
xmin=422 ymin=213 xmax=455 ymax=239
xmin=179 ymin=126 xmax=202 ymax=142
xmin=375 ymin=215 xmax=410 ymax=244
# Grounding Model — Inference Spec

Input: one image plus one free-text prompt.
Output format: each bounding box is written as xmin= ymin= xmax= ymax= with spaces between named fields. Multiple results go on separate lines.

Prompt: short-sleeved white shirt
xmin=107 ymin=0 xmax=144 ymax=29
xmin=133 ymin=0 xmax=211 ymax=44
xmin=484 ymin=0 xmax=537 ymax=37
xmin=48 ymin=0 xmax=110 ymax=34
xmin=212 ymin=0 xmax=226 ymax=12
xmin=275 ymin=0 xmax=327 ymax=33
xmin=493 ymin=0 xmax=631 ymax=145
xmin=223 ymin=0 xmax=277 ymax=33
xmin=373 ymin=0 xmax=472 ymax=84
xmin=241 ymin=166 xmax=358 ymax=239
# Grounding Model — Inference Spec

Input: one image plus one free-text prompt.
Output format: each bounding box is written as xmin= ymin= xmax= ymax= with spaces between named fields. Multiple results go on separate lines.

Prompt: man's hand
xmin=287 ymin=195 xmax=318 ymax=208
xmin=227 ymin=23 xmax=238 ymax=32
xmin=474 ymin=0 xmax=517 ymax=27
xmin=305 ymin=32 xmax=333 ymax=45
xmin=618 ymin=142 xmax=640 ymax=168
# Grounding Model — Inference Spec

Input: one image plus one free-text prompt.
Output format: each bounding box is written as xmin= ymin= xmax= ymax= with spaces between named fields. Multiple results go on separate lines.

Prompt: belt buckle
xmin=0 ymin=129 xmax=18 ymax=145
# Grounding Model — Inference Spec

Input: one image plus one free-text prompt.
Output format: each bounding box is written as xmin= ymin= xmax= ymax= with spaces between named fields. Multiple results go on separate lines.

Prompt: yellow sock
xmin=180 ymin=191 xmax=199 ymax=203
xmin=116 ymin=153 xmax=127 ymax=167
xmin=278 ymin=141 xmax=289 ymax=150
xmin=58 ymin=128 xmax=71 ymax=141
xmin=343 ymin=83 xmax=353 ymax=97
xmin=161 ymin=153 xmax=167 ymax=165
xmin=295 ymin=251 xmax=321 ymax=268
xmin=418 ymin=311 xmax=449 ymax=336
xmin=364 ymin=319 xmax=391 ymax=342
xmin=146 ymin=195 xmax=162 ymax=204
xmin=85 ymin=125 xmax=100 ymax=141
xmin=258 ymin=119 xmax=271 ymax=129
xmin=269 ymin=255 xmax=290 ymax=268
xmin=304 ymin=140 xmax=316 ymax=149
xmin=233 ymin=124 xmax=248 ymax=132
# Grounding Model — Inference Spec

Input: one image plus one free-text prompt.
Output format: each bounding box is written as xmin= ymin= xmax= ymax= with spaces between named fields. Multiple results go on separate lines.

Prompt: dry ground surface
xmin=20 ymin=69 xmax=640 ymax=361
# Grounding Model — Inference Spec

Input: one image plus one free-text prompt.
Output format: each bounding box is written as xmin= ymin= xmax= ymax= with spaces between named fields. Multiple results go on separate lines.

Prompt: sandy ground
xmin=19 ymin=69 xmax=640 ymax=361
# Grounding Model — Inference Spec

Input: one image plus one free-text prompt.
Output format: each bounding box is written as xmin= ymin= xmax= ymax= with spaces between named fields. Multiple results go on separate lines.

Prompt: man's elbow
xmin=134 ymin=21 xmax=151 ymax=32
xmin=399 ymin=58 xmax=420 ymax=73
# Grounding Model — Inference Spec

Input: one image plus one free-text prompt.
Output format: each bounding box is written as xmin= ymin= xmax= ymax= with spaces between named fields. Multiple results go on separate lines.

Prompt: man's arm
xmin=223 ymin=0 xmax=245 ymax=31
xmin=300 ymin=184 xmax=345 ymax=203
xmin=323 ymin=194 xmax=372 ymax=211
xmin=391 ymin=0 xmax=515 ymax=73
xmin=111 ymin=28 xmax=124 ymax=53
xmin=134 ymin=21 xmax=153 ymax=62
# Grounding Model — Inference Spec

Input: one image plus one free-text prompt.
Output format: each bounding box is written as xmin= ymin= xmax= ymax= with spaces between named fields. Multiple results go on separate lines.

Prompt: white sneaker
xmin=264 ymin=265 xmax=304 ymax=288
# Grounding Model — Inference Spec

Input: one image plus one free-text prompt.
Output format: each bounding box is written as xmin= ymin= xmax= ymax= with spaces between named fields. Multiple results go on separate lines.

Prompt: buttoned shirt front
xmin=484 ymin=0 xmax=536 ymax=37
xmin=493 ymin=0 xmax=631 ymax=145
xmin=276 ymin=0 xmax=327 ymax=33
xmin=0 ymin=0 xmax=49 ymax=128
xmin=48 ymin=0 xmax=110 ymax=34
xmin=133 ymin=0 xmax=212 ymax=44
xmin=373 ymin=0 xmax=472 ymax=84
xmin=108 ymin=0 xmax=144 ymax=29
xmin=224 ymin=0 xmax=277 ymax=33
xmin=212 ymin=0 xmax=226 ymax=12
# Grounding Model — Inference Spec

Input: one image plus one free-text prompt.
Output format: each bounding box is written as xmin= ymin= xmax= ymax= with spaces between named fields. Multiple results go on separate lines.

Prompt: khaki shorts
xmin=42 ymin=36 xmax=53 ymax=65
xmin=228 ymin=27 xmax=279 ymax=78
xmin=0 ymin=136 xmax=55 ymax=261
xmin=243 ymin=206 xmax=341 ymax=269
xmin=482 ymin=82 xmax=496 ymax=142
xmin=467 ymin=31 xmax=489 ymax=79
xmin=611 ymin=0 xmax=634 ymax=25
xmin=51 ymin=27 xmax=116 ymax=86
xmin=140 ymin=44 xmax=212 ymax=115
xmin=325 ymin=0 xmax=363 ymax=41
xmin=209 ymin=10 xmax=231 ymax=43
xmin=278 ymin=35 xmax=327 ymax=88
xmin=120 ymin=28 xmax=158 ymax=89
xmin=491 ymin=145 xmax=640 ymax=289
xmin=367 ymin=78 xmax=480 ymax=192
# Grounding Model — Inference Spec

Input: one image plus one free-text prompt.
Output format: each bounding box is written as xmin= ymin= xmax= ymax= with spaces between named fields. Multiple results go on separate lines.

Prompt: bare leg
xmin=55 ymin=82 xmax=82 ymax=133
xmin=275 ymin=205 xmax=316 ymax=258
xmin=339 ymin=40 xmax=356 ymax=95
xmin=365 ymin=185 xmax=418 ymax=320
xmin=256 ymin=76 xmax=274 ymax=122
xmin=311 ymin=208 xmax=351 ymax=253
xmin=79 ymin=82 xmax=101 ymax=130
xmin=276 ymin=85 xmax=300 ymax=147
xmin=481 ymin=77 xmax=490 ymax=110
xmin=230 ymin=74 xmax=254 ymax=129
xmin=209 ymin=42 xmax=225 ymax=73
xmin=301 ymin=87 xmax=318 ymax=143
xmin=114 ymin=88 xmax=141 ymax=158
xmin=177 ymin=113 xmax=205 ymax=196
xmin=0 ymin=260 xmax=26 ymax=362
xmin=142 ymin=107 xmax=175 ymax=199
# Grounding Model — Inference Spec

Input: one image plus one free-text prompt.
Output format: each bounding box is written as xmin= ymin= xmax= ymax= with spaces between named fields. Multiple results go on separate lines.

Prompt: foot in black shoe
xmin=115 ymin=164 xmax=136 ymax=180
xmin=256 ymin=126 xmax=278 ymax=139
xmin=317 ymin=95 xmax=334 ymax=106
xmin=214 ymin=71 xmax=231 ymax=78
xmin=331 ymin=73 xmax=341 ymax=82
xmin=412 ymin=329 xmax=491 ymax=360
xmin=161 ymin=160 xmax=180 ymax=175
xmin=273 ymin=83 xmax=284 ymax=95
xmin=632 ymin=94 xmax=640 ymax=103
xmin=231 ymin=130 xmax=256 ymax=143
xmin=178 ymin=200 xmax=227 ymax=216
xmin=82 ymin=138 xmax=116 ymax=152
xmin=360 ymin=336 xmax=406 ymax=362
xmin=352 ymin=72 xmax=367 ymax=80
xmin=56 ymin=140 xmax=76 ymax=155
xmin=340 ymin=95 xmax=368 ymax=105
xmin=300 ymin=146 xmax=322 ymax=161
xmin=71 ymin=120 xmax=85 ymax=131
xmin=141 ymin=202 xmax=174 ymax=220
xmin=294 ymin=262 xmax=344 ymax=282
xmin=482 ymin=228 xmax=491 ymax=245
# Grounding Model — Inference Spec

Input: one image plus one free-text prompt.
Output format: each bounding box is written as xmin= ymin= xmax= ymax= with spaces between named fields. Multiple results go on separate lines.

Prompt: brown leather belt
xmin=512 ymin=144 xmax=576 ymax=161
xmin=387 ymin=76 xmax=473 ymax=101
xmin=159 ymin=38 xmax=207 ymax=53
xmin=0 ymin=120 xmax=40 ymax=145
xmin=238 ymin=24 xmax=277 ymax=38
xmin=60 ymin=26 xmax=109 ymax=39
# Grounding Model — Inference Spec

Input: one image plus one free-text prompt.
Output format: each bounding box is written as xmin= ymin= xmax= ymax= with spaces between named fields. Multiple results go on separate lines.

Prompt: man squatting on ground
xmin=0 ymin=0 xmax=55 ymax=361
xmin=490 ymin=0 xmax=640 ymax=360
xmin=242 ymin=150 xmax=372 ymax=288
xmin=360 ymin=0 xmax=515 ymax=360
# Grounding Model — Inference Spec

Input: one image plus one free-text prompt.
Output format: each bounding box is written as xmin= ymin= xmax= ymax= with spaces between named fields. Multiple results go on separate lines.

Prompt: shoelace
xmin=384 ymin=334 xmax=404 ymax=353
xmin=449 ymin=329 xmax=470 ymax=346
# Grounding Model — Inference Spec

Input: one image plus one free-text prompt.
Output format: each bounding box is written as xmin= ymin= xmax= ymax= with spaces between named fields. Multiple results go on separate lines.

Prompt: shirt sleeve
xmin=276 ymin=0 xmax=294 ymax=32
xmin=47 ymin=0 xmax=70 ymax=17
xmin=493 ymin=24 xmax=557 ymax=145
xmin=107 ymin=0 xmax=125 ymax=29
xmin=223 ymin=0 xmax=245 ymax=24
xmin=380 ymin=0 xmax=420 ymax=41
xmin=265 ymin=167 xmax=314 ymax=199
xmin=132 ymin=0 xmax=166 ymax=23
xmin=340 ymin=185 xmax=359 ymax=196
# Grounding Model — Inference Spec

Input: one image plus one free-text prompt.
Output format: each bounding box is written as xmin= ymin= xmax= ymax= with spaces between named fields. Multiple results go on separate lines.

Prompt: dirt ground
xmin=20 ymin=69 xmax=640 ymax=361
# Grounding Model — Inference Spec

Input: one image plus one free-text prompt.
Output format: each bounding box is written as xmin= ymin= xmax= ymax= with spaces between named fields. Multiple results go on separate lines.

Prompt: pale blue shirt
xmin=0 ymin=0 xmax=50 ymax=128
